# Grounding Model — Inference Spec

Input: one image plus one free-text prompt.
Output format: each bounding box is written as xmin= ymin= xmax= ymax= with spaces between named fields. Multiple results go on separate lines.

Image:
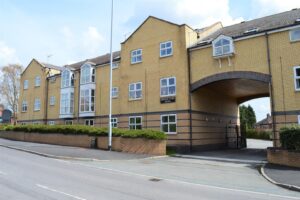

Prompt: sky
xmin=0 ymin=0 xmax=300 ymax=120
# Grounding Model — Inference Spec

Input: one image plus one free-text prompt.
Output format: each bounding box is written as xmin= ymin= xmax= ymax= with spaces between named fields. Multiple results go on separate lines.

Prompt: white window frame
xmin=161 ymin=114 xmax=177 ymax=134
xmin=21 ymin=101 xmax=27 ymax=112
xmin=35 ymin=76 xmax=41 ymax=87
xmin=294 ymin=66 xmax=300 ymax=91
xmin=60 ymin=92 xmax=74 ymax=114
xmin=131 ymin=49 xmax=142 ymax=64
xmin=111 ymin=118 xmax=118 ymax=128
xmin=80 ymin=64 xmax=95 ymax=84
xmin=129 ymin=82 xmax=142 ymax=100
xmin=34 ymin=98 xmax=41 ymax=111
xmin=129 ymin=116 xmax=142 ymax=130
xmin=33 ymin=121 xmax=40 ymax=125
xmin=24 ymin=80 xmax=29 ymax=90
xmin=160 ymin=77 xmax=176 ymax=97
xmin=160 ymin=41 xmax=173 ymax=57
xmin=65 ymin=120 xmax=73 ymax=125
xmin=80 ymin=89 xmax=95 ymax=112
xmin=212 ymin=35 xmax=234 ymax=57
xmin=61 ymin=70 xmax=74 ymax=88
xmin=290 ymin=28 xmax=300 ymax=42
xmin=112 ymin=62 xmax=119 ymax=69
xmin=49 ymin=96 xmax=55 ymax=106
xmin=48 ymin=121 xmax=55 ymax=126
xmin=85 ymin=119 xmax=94 ymax=126
xmin=112 ymin=87 xmax=119 ymax=98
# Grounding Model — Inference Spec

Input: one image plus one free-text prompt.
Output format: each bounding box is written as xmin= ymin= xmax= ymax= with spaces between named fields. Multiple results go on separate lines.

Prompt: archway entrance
xmin=190 ymin=71 xmax=272 ymax=151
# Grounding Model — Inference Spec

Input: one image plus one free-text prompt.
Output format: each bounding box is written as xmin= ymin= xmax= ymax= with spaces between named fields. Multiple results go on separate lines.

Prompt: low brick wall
xmin=97 ymin=136 xmax=166 ymax=156
xmin=0 ymin=131 xmax=166 ymax=155
xmin=267 ymin=148 xmax=300 ymax=168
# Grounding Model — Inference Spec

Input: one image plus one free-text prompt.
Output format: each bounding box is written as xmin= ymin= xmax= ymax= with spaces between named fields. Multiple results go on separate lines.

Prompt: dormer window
xmin=212 ymin=35 xmax=234 ymax=58
xmin=80 ymin=64 xmax=95 ymax=84
xmin=61 ymin=70 xmax=74 ymax=88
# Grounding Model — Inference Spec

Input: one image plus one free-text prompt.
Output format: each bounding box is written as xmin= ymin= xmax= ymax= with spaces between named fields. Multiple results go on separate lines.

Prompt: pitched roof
xmin=121 ymin=16 xmax=195 ymax=44
xmin=66 ymin=51 xmax=121 ymax=70
xmin=195 ymin=8 xmax=300 ymax=47
xmin=41 ymin=63 xmax=63 ymax=71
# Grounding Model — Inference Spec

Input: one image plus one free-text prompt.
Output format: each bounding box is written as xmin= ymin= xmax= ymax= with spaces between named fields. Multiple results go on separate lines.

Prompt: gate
xmin=226 ymin=124 xmax=247 ymax=149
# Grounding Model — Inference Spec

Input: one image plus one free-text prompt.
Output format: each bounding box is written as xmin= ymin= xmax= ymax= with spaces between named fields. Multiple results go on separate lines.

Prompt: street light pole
xmin=108 ymin=0 xmax=114 ymax=151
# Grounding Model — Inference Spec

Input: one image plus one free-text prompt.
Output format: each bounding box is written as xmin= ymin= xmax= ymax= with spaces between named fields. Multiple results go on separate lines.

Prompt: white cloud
xmin=252 ymin=0 xmax=300 ymax=17
xmin=83 ymin=27 xmax=105 ymax=55
xmin=0 ymin=41 xmax=19 ymax=66
xmin=175 ymin=0 xmax=243 ymax=26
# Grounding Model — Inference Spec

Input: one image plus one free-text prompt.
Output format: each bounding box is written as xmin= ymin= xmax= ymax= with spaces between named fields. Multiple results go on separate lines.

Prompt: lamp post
xmin=108 ymin=0 xmax=114 ymax=151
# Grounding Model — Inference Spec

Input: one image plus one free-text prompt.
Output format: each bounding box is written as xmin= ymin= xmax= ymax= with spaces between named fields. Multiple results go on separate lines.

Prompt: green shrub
xmin=246 ymin=129 xmax=271 ymax=140
xmin=3 ymin=124 xmax=166 ymax=140
xmin=280 ymin=126 xmax=300 ymax=151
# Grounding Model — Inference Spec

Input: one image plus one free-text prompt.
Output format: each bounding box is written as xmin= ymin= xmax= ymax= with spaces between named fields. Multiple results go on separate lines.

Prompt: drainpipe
xmin=44 ymin=72 xmax=49 ymax=125
xmin=77 ymin=70 xmax=81 ymax=124
xmin=187 ymin=48 xmax=193 ymax=152
xmin=265 ymin=32 xmax=277 ymax=147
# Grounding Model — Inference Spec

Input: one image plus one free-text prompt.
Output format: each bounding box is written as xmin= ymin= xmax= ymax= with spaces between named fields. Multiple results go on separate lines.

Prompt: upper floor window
xmin=34 ymin=98 xmax=41 ymax=111
xmin=61 ymin=70 xmax=74 ymax=88
xmin=112 ymin=87 xmax=119 ymax=98
xmin=60 ymin=93 xmax=74 ymax=114
xmin=35 ymin=76 xmax=41 ymax=87
xmin=24 ymin=80 xmax=29 ymax=90
xmin=290 ymin=28 xmax=300 ymax=42
xmin=212 ymin=35 xmax=234 ymax=57
xmin=112 ymin=62 xmax=119 ymax=69
xmin=81 ymin=64 xmax=95 ymax=84
xmin=80 ymin=89 xmax=95 ymax=112
xmin=160 ymin=41 xmax=173 ymax=57
xmin=129 ymin=82 xmax=142 ymax=100
xmin=22 ymin=101 xmax=27 ymax=112
xmin=294 ymin=66 xmax=300 ymax=91
xmin=160 ymin=77 xmax=176 ymax=97
xmin=131 ymin=49 xmax=142 ymax=64
xmin=49 ymin=96 xmax=55 ymax=106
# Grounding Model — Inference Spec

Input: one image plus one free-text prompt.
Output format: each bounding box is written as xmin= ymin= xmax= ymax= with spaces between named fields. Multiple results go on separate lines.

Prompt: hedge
xmin=246 ymin=129 xmax=271 ymax=140
xmin=280 ymin=126 xmax=300 ymax=151
xmin=2 ymin=125 xmax=167 ymax=140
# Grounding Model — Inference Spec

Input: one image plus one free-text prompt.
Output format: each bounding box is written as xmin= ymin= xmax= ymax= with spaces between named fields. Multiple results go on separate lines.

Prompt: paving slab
xmin=0 ymin=138 xmax=149 ymax=160
xmin=263 ymin=164 xmax=300 ymax=189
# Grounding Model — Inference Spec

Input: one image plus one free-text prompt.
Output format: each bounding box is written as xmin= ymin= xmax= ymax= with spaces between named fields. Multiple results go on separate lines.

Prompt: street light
xmin=108 ymin=0 xmax=114 ymax=151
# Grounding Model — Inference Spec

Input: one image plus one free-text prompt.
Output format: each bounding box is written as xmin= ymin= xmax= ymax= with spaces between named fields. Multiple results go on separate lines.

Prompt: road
xmin=0 ymin=146 xmax=299 ymax=200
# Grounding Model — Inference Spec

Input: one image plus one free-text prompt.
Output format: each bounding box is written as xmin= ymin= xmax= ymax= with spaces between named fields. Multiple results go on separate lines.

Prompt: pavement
xmin=0 ymin=138 xmax=149 ymax=160
xmin=262 ymin=164 xmax=300 ymax=191
xmin=1 ymin=146 xmax=300 ymax=200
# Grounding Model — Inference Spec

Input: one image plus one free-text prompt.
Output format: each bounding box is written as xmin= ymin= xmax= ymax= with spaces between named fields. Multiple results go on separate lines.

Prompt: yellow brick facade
xmin=17 ymin=14 xmax=300 ymax=151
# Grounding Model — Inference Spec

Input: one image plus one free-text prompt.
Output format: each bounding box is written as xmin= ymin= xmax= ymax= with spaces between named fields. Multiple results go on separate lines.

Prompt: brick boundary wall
xmin=0 ymin=131 xmax=166 ymax=156
xmin=267 ymin=147 xmax=300 ymax=168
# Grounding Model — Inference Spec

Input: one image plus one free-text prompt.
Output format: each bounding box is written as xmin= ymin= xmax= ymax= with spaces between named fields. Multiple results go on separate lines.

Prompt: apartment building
xmin=18 ymin=9 xmax=300 ymax=151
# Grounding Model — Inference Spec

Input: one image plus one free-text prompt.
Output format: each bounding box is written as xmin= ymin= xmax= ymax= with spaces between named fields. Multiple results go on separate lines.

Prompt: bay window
xmin=81 ymin=64 xmax=95 ymax=84
xmin=60 ymin=92 xmax=74 ymax=114
xmin=61 ymin=70 xmax=74 ymax=88
xmin=80 ymin=89 xmax=95 ymax=112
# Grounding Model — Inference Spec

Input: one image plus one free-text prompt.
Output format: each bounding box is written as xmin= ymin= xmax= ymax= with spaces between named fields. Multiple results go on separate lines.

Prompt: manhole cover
xmin=149 ymin=178 xmax=162 ymax=182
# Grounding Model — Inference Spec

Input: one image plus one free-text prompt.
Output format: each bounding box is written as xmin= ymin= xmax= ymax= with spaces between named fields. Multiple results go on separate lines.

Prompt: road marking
xmin=36 ymin=184 xmax=87 ymax=200
xmin=74 ymin=162 xmax=300 ymax=200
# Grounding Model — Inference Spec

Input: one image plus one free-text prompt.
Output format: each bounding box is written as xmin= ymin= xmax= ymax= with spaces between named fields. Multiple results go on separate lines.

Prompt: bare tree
xmin=0 ymin=64 xmax=23 ymax=123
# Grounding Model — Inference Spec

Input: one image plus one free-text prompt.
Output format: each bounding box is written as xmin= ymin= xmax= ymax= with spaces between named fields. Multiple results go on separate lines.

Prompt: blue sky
xmin=1 ymin=0 xmax=300 ymax=120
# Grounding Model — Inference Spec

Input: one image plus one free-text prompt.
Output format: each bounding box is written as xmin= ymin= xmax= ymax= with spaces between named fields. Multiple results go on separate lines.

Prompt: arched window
xmin=80 ymin=63 xmax=95 ymax=84
xmin=61 ymin=69 xmax=74 ymax=88
xmin=212 ymin=35 xmax=234 ymax=57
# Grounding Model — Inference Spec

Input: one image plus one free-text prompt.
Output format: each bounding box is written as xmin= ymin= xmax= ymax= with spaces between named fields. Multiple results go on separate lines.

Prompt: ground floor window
xmin=33 ymin=121 xmax=40 ymax=125
xmin=65 ymin=120 xmax=73 ymax=125
xmin=48 ymin=121 xmax=55 ymax=125
xmin=85 ymin=119 xmax=94 ymax=126
xmin=294 ymin=66 xmax=300 ymax=91
xmin=21 ymin=122 xmax=26 ymax=125
xmin=298 ymin=115 xmax=300 ymax=125
xmin=111 ymin=118 xmax=118 ymax=128
xmin=129 ymin=116 xmax=142 ymax=130
xmin=161 ymin=114 xmax=177 ymax=134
